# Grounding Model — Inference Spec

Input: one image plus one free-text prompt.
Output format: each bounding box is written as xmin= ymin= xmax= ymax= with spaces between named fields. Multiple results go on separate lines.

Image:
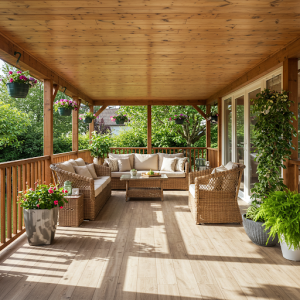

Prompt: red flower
xmin=48 ymin=189 xmax=54 ymax=194
xmin=60 ymin=206 xmax=63 ymax=209
xmin=54 ymin=200 xmax=58 ymax=205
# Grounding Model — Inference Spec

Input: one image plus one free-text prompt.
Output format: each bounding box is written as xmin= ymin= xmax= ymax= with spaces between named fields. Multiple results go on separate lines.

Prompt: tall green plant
xmin=88 ymin=131 xmax=111 ymax=158
xmin=251 ymin=89 xmax=297 ymax=204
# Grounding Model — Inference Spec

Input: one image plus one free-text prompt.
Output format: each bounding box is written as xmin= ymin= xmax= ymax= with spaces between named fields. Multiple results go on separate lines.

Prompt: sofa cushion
xmin=175 ymin=157 xmax=187 ymax=172
xmin=75 ymin=158 xmax=86 ymax=166
xmin=68 ymin=159 xmax=78 ymax=167
xmin=225 ymin=161 xmax=238 ymax=170
xmin=94 ymin=176 xmax=111 ymax=196
xmin=118 ymin=158 xmax=131 ymax=172
xmin=109 ymin=153 xmax=134 ymax=169
xmin=104 ymin=158 xmax=119 ymax=172
xmin=134 ymin=154 xmax=158 ymax=171
xmin=111 ymin=170 xmax=185 ymax=178
xmin=161 ymin=157 xmax=176 ymax=172
xmin=58 ymin=161 xmax=75 ymax=173
xmin=157 ymin=153 xmax=184 ymax=170
xmin=189 ymin=184 xmax=196 ymax=198
xmin=86 ymin=164 xmax=97 ymax=179
xmin=74 ymin=166 xmax=93 ymax=179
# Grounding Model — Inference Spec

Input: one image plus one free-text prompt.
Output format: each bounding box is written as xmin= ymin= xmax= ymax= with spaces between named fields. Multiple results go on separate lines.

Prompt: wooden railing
xmin=0 ymin=155 xmax=50 ymax=250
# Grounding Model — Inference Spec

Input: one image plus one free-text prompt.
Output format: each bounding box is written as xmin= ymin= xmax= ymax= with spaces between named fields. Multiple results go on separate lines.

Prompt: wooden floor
xmin=1 ymin=191 xmax=300 ymax=300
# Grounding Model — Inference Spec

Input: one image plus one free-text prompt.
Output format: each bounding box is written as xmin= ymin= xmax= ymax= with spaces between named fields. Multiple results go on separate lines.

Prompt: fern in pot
xmin=243 ymin=89 xmax=297 ymax=246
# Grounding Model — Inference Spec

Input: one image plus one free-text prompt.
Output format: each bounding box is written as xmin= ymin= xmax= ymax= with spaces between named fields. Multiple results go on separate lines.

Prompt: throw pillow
xmin=58 ymin=161 xmax=75 ymax=173
xmin=109 ymin=153 xmax=134 ymax=169
xmin=157 ymin=153 xmax=184 ymax=170
xmin=104 ymin=158 xmax=119 ymax=172
xmin=68 ymin=159 xmax=78 ymax=167
xmin=161 ymin=157 xmax=177 ymax=172
xmin=134 ymin=154 xmax=158 ymax=171
xmin=175 ymin=157 xmax=188 ymax=172
xmin=86 ymin=164 xmax=98 ymax=179
xmin=211 ymin=165 xmax=227 ymax=174
xmin=118 ymin=158 xmax=131 ymax=172
xmin=224 ymin=161 xmax=238 ymax=170
xmin=75 ymin=158 xmax=86 ymax=166
xmin=74 ymin=166 xmax=93 ymax=179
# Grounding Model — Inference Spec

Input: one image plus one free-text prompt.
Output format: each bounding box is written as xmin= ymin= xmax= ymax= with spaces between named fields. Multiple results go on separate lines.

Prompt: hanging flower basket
xmin=169 ymin=114 xmax=188 ymax=124
xmin=211 ymin=115 xmax=218 ymax=123
xmin=110 ymin=113 xmax=129 ymax=125
xmin=0 ymin=70 xmax=37 ymax=99
xmin=207 ymin=113 xmax=218 ymax=124
xmin=84 ymin=117 xmax=93 ymax=123
xmin=54 ymin=99 xmax=79 ymax=117
xmin=116 ymin=119 xmax=125 ymax=125
xmin=79 ymin=112 xmax=96 ymax=123
xmin=175 ymin=119 xmax=184 ymax=124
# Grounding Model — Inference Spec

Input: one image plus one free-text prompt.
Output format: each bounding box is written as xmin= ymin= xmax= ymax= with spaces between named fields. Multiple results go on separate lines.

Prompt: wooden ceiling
xmin=0 ymin=1 xmax=300 ymax=104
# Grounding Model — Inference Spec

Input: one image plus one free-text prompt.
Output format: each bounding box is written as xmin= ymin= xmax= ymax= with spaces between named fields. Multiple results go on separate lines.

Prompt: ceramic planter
xmin=58 ymin=107 xmax=72 ymax=116
xmin=175 ymin=119 xmax=184 ymax=124
xmin=93 ymin=157 xmax=104 ymax=165
xmin=24 ymin=207 xmax=58 ymax=246
xmin=242 ymin=214 xmax=278 ymax=247
xmin=6 ymin=82 xmax=29 ymax=98
xmin=280 ymin=238 xmax=300 ymax=261
xmin=130 ymin=170 xmax=137 ymax=177
xmin=84 ymin=117 xmax=93 ymax=123
xmin=116 ymin=119 xmax=125 ymax=125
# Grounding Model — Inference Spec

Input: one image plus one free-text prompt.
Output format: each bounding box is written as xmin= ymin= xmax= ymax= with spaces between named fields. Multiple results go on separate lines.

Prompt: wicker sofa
xmin=50 ymin=160 xmax=111 ymax=220
xmin=188 ymin=163 xmax=245 ymax=224
xmin=104 ymin=153 xmax=189 ymax=191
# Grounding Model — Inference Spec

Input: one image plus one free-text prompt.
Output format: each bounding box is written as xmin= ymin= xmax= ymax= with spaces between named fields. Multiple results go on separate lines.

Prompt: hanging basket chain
xmin=14 ymin=51 xmax=22 ymax=71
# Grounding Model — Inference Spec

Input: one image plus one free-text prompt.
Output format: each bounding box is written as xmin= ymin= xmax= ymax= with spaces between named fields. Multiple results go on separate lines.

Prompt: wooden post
xmin=283 ymin=58 xmax=298 ymax=191
xmin=44 ymin=79 xmax=54 ymax=184
xmin=72 ymin=97 xmax=80 ymax=153
xmin=206 ymin=104 xmax=211 ymax=148
xmin=147 ymin=105 xmax=152 ymax=154
xmin=89 ymin=105 xmax=94 ymax=144
xmin=217 ymin=97 xmax=222 ymax=166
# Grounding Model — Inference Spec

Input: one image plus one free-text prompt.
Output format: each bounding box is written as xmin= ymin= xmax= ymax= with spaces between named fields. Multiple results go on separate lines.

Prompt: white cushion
xmin=161 ymin=157 xmax=176 ymax=172
xmin=58 ymin=161 xmax=75 ymax=173
xmin=86 ymin=164 xmax=97 ymax=179
xmin=68 ymin=159 xmax=78 ymax=167
xmin=134 ymin=154 xmax=158 ymax=171
xmin=189 ymin=184 xmax=196 ymax=198
xmin=75 ymin=158 xmax=86 ymax=166
xmin=111 ymin=170 xmax=185 ymax=178
xmin=118 ymin=158 xmax=131 ymax=172
xmin=175 ymin=157 xmax=187 ymax=172
xmin=157 ymin=153 xmax=184 ymax=170
xmin=224 ymin=161 xmax=238 ymax=170
xmin=109 ymin=153 xmax=134 ymax=169
xmin=74 ymin=166 xmax=93 ymax=179
xmin=104 ymin=158 xmax=119 ymax=172
xmin=94 ymin=176 xmax=111 ymax=196
xmin=212 ymin=165 xmax=227 ymax=174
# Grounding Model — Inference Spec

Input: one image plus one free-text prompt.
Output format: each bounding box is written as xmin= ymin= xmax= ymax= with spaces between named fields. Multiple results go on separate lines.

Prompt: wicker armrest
xmin=184 ymin=162 xmax=189 ymax=174
xmin=94 ymin=164 xmax=111 ymax=177
xmin=189 ymin=168 xmax=213 ymax=185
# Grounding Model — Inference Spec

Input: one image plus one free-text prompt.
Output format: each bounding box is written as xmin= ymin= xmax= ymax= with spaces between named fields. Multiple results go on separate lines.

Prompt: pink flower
xmin=63 ymin=189 xmax=68 ymax=194
xmin=74 ymin=108 xmax=78 ymax=111
xmin=9 ymin=78 xmax=13 ymax=83
xmin=8 ymin=71 xmax=13 ymax=75
xmin=79 ymin=117 xmax=82 ymax=120
xmin=29 ymin=188 xmax=33 ymax=191
xmin=53 ymin=187 xmax=56 ymax=190
xmin=169 ymin=117 xmax=172 ymax=121
xmin=54 ymin=200 xmax=58 ymax=205
xmin=38 ymin=198 xmax=41 ymax=201
xmin=17 ymin=71 xmax=22 ymax=74
xmin=37 ymin=204 xmax=40 ymax=208
xmin=60 ymin=206 xmax=63 ymax=209
xmin=48 ymin=189 xmax=54 ymax=194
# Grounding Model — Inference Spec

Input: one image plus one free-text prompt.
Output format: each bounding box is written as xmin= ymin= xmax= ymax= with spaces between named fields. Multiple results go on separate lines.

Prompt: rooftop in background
xmin=97 ymin=107 xmax=123 ymax=126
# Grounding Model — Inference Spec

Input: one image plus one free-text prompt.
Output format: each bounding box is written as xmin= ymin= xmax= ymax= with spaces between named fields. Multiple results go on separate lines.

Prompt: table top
xmin=120 ymin=174 xmax=168 ymax=180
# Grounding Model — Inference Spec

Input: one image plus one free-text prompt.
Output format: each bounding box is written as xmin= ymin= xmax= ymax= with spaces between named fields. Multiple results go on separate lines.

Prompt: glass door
xmin=223 ymin=97 xmax=232 ymax=165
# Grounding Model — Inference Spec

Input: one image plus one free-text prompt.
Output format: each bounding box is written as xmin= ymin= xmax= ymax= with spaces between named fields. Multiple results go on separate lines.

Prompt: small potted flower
xmin=110 ymin=114 xmax=129 ymax=125
xmin=207 ymin=112 xmax=218 ymax=123
xmin=169 ymin=114 xmax=188 ymax=124
xmin=130 ymin=169 xmax=137 ymax=177
xmin=79 ymin=112 xmax=96 ymax=124
xmin=18 ymin=182 xmax=68 ymax=246
xmin=0 ymin=70 xmax=37 ymax=98
xmin=54 ymin=99 xmax=79 ymax=116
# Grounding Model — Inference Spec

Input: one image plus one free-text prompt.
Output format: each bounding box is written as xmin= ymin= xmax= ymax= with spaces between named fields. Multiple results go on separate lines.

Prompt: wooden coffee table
xmin=120 ymin=174 xmax=168 ymax=201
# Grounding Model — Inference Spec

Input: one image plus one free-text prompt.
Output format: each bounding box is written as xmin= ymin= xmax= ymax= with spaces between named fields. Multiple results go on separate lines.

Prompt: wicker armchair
xmin=50 ymin=163 xmax=111 ymax=220
xmin=188 ymin=163 xmax=245 ymax=224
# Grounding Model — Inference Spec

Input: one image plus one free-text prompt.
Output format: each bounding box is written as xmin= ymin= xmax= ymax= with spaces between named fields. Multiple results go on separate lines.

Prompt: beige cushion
xmin=86 ymin=164 xmax=97 ymax=179
xmin=109 ymin=153 xmax=134 ymax=169
xmin=161 ymin=157 xmax=176 ymax=172
xmin=68 ymin=159 xmax=78 ymax=167
xmin=94 ymin=176 xmax=111 ymax=197
xmin=75 ymin=158 xmax=86 ymax=166
xmin=111 ymin=170 xmax=185 ymax=178
xmin=189 ymin=184 xmax=196 ymax=198
xmin=224 ymin=161 xmax=238 ymax=170
xmin=175 ymin=157 xmax=187 ymax=172
xmin=118 ymin=158 xmax=131 ymax=172
xmin=211 ymin=165 xmax=227 ymax=174
xmin=134 ymin=154 xmax=158 ymax=171
xmin=104 ymin=158 xmax=118 ymax=172
xmin=58 ymin=161 xmax=75 ymax=173
xmin=74 ymin=166 xmax=93 ymax=179
xmin=158 ymin=153 xmax=184 ymax=170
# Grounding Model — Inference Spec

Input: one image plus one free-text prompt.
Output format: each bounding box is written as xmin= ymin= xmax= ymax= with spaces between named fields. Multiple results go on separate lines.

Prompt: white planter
xmin=93 ymin=157 xmax=104 ymax=165
xmin=280 ymin=238 xmax=300 ymax=261
xmin=130 ymin=170 xmax=137 ymax=177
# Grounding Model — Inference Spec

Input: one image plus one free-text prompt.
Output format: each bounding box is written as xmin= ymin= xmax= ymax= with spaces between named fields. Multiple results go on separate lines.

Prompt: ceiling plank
xmin=94 ymin=100 xmax=206 ymax=106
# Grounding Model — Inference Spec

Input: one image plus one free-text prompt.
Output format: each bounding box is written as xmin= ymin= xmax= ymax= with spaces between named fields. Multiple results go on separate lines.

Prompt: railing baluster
xmin=31 ymin=163 xmax=34 ymax=188
xmin=20 ymin=165 xmax=25 ymax=231
xmin=6 ymin=167 xmax=12 ymax=239
xmin=38 ymin=161 xmax=41 ymax=184
xmin=12 ymin=166 xmax=17 ymax=235
xmin=0 ymin=168 xmax=6 ymax=244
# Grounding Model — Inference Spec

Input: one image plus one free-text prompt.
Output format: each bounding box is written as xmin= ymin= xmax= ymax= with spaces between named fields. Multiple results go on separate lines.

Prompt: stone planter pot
xmin=175 ymin=119 xmax=184 ymax=124
xmin=280 ymin=237 xmax=300 ymax=261
xmin=93 ymin=157 xmax=104 ymax=165
xmin=116 ymin=119 xmax=125 ymax=125
xmin=58 ymin=107 xmax=72 ymax=116
xmin=242 ymin=214 xmax=278 ymax=247
xmin=83 ymin=117 xmax=93 ymax=123
xmin=6 ymin=82 xmax=29 ymax=98
xmin=24 ymin=207 xmax=58 ymax=246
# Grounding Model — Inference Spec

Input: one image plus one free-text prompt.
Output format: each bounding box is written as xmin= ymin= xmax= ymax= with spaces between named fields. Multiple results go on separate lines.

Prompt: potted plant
xmin=130 ymin=169 xmax=137 ymax=176
xmin=18 ymin=182 xmax=68 ymax=246
xmin=0 ymin=70 xmax=37 ymax=98
xmin=169 ymin=114 xmax=188 ymax=124
xmin=54 ymin=99 xmax=79 ymax=116
xmin=79 ymin=112 xmax=96 ymax=124
xmin=207 ymin=112 xmax=218 ymax=123
xmin=256 ymin=190 xmax=300 ymax=261
xmin=110 ymin=113 xmax=129 ymax=125
xmin=243 ymin=89 xmax=296 ymax=246
xmin=88 ymin=131 xmax=111 ymax=165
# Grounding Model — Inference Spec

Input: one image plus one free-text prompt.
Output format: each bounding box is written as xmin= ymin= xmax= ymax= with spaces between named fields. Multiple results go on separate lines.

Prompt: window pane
xmin=224 ymin=98 xmax=232 ymax=164
xmin=266 ymin=74 xmax=281 ymax=92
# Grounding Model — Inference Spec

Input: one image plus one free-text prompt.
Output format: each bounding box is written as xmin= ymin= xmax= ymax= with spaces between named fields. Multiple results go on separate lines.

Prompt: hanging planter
xmin=0 ymin=70 xmax=37 ymax=99
xmin=116 ymin=119 xmax=125 ymax=125
xmin=211 ymin=115 xmax=218 ymax=123
xmin=110 ymin=113 xmax=129 ymax=125
xmin=207 ymin=113 xmax=218 ymax=124
xmin=169 ymin=114 xmax=188 ymax=124
xmin=54 ymin=99 xmax=79 ymax=117
xmin=175 ymin=119 xmax=184 ymax=124
xmin=79 ymin=112 xmax=96 ymax=124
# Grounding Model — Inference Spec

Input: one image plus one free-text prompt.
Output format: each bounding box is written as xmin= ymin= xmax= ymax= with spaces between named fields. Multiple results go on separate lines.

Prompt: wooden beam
xmin=72 ymin=97 xmax=80 ymax=153
xmin=283 ymin=58 xmax=298 ymax=191
xmin=0 ymin=33 xmax=93 ymax=105
xmin=93 ymin=100 xmax=206 ymax=106
xmin=94 ymin=105 xmax=107 ymax=118
xmin=192 ymin=105 xmax=207 ymax=119
xmin=89 ymin=105 xmax=94 ymax=144
xmin=147 ymin=105 xmax=152 ymax=154
xmin=43 ymin=79 xmax=53 ymax=184
xmin=217 ymin=97 xmax=222 ymax=166
xmin=207 ymin=37 xmax=300 ymax=104
xmin=206 ymin=105 xmax=211 ymax=148
xmin=53 ymin=84 xmax=59 ymax=101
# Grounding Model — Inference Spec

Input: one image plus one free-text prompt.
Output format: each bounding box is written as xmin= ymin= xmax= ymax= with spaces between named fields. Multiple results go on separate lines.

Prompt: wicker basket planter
xmin=84 ymin=117 xmax=93 ymax=123
xmin=6 ymin=82 xmax=29 ymax=98
xmin=242 ymin=214 xmax=278 ymax=247
xmin=116 ymin=119 xmax=125 ymax=125
xmin=58 ymin=107 xmax=72 ymax=116
xmin=175 ymin=119 xmax=184 ymax=124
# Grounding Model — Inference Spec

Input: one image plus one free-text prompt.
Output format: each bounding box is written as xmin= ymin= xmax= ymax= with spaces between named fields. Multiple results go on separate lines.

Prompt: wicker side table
xmin=59 ymin=194 xmax=84 ymax=227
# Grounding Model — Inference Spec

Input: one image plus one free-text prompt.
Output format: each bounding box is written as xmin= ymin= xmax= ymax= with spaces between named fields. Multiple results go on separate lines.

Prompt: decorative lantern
xmin=63 ymin=180 xmax=72 ymax=196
